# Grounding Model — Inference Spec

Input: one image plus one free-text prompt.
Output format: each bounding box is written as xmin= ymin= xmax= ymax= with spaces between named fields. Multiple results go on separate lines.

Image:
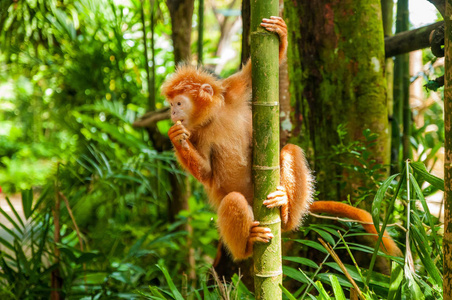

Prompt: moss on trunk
xmin=443 ymin=0 xmax=452 ymax=295
xmin=285 ymin=0 xmax=389 ymax=202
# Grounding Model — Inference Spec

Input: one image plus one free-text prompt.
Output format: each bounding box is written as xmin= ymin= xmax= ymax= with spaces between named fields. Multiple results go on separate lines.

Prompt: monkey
xmin=162 ymin=16 xmax=402 ymax=260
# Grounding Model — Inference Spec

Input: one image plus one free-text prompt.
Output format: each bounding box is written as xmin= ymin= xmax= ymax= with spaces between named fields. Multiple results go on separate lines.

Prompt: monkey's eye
xmin=177 ymin=102 xmax=181 ymax=106
xmin=170 ymin=103 xmax=173 ymax=106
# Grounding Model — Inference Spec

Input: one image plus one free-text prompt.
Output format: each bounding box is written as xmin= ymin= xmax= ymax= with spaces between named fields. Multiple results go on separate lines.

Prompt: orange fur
xmin=162 ymin=65 xmax=225 ymax=127
xmin=280 ymin=145 xmax=314 ymax=231
xmin=310 ymin=201 xmax=403 ymax=257
xmin=165 ymin=18 xmax=399 ymax=261
xmin=165 ymin=18 xmax=316 ymax=260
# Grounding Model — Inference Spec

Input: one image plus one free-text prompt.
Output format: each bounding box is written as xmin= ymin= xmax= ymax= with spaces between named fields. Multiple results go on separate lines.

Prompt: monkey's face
xmin=169 ymin=94 xmax=194 ymax=128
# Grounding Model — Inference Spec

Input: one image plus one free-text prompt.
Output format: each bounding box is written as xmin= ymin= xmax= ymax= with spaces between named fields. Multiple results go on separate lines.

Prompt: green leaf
xmin=409 ymin=174 xmax=441 ymax=252
xmin=280 ymin=284 xmax=297 ymax=300
xmin=387 ymin=261 xmax=403 ymax=300
xmin=0 ymin=236 xmax=15 ymax=252
xmin=329 ymin=275 xmax=346 ymax=300
xmin=156 ymin=264 xmax=184 ymax=300
xmin=372 ymin=174 xmax=399 ymax=233
xmin=315 ymin=281 xmax=331 ymax=300
xmin=21 ymin=189 xmax=33 ymax=220
xmin=149 ymin=285 xmax=168 ymax=299
xmin=76 ymin=252 xmax=101 ymax=264
xmin=410 ymin=162 xmax=444 ymax=191
xmin=410 ymin=218 xmax=442 ymax=287
xmin=0 ymin=205 xmax=23 ymax=235
xmin=283 ymin=266 xmax=309 ymax=283
xmin=311 ymin=228 xmax=335 ymax=245
xmin=405 ymin=269 xmax=424 ymax=300
xmin=283 ymin=256 xmax=319 ymax=269
xmin=292 ymin=239 xmax=328 ymax=254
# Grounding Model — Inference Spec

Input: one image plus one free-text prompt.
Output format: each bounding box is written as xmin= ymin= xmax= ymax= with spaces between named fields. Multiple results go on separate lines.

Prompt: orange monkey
xmin=162 ymin=17 xmax=401 ymax=259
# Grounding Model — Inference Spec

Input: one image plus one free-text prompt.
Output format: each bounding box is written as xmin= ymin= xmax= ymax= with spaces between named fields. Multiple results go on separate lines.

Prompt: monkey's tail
xmin=310 ymin=201 xmax=403 ymax=257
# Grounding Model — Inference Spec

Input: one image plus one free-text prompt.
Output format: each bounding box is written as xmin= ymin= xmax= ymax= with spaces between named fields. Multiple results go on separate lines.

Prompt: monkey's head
xmin=162 ymin=65 xmax=225 ymax=130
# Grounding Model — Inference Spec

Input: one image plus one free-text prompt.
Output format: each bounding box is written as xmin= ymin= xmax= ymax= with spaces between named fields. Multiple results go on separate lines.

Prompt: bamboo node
xmin=252 ymin=102 xmax=279 ymax=106
xmin=254 ymin=270 xmax=283 ymax=277
xmin=257 ymin=219 xmax=281 ymax=226
xmin=252 ymin=165 xmax=280 ymax=170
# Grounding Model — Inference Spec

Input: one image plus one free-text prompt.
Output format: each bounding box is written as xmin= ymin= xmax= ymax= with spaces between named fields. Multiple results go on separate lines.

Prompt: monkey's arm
xmin=168 ymin=123 xmax=212 ymax=183
xmin=222 ymin=17 xmax=288 ymax=101
xmin=310 ymin=201 xmax=403 ymax=257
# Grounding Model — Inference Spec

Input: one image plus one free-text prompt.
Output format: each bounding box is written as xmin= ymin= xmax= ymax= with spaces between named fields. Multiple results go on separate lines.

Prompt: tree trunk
xmin=241 ymin=0 xmax=251 ymax=65
xmin=166 ymin=0 xmax=195 ymax=63
xmin=279 ymin=0 xmax=291 ymax=147
xmin=251 ymin=1 xmax=282 ymax=298
xmin=285 ymin=0 xmax=388 ymax=202
xmin=197 ymin=0 xmax=204 ymax=65
xmin=443 ymin=0 xmax=452 ymax=297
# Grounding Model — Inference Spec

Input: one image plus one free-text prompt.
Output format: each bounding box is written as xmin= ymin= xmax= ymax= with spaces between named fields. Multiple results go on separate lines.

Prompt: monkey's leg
xmin=264 ymin=144 xmax=314 ymax=231
xmin=218 ymin=192 xmax=272 ymax=260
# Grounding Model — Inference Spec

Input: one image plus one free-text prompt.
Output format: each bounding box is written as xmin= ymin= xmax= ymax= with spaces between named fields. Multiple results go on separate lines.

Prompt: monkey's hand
xmin=263 ymin=186 xmax=288 ymax=208
xmin=260 ymin=16 xmax=288 ymax=62
xmin=168 ymin=121 xmax=191 ymax=149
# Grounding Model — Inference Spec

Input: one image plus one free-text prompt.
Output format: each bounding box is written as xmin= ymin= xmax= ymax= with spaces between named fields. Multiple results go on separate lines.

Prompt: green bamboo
xmin=140 ymin=0 xmax=154 ymax=111
xmin=382 ymin=0 xmax=394 ymax=178
xmin=197 ymin=0 xmax=204 ymax=65
xmin=250 ymin=1 xmax=282 ymax=299
xmin=443 ymin=0 xmax=452 ymax=297
xmin=149 ymin=0 xmax=156 ymax=111
xmin=392 ymin=0 xmax=410 ymax=173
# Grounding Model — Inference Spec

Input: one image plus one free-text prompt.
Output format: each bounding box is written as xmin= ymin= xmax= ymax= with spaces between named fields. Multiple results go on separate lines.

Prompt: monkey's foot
xmin=263 ymin=186 xmax=288 ymax=208
xmin=245 ymin=222 xmax=274 ymax=256
xmin=248 ymin=221 xmax=273 ymax=244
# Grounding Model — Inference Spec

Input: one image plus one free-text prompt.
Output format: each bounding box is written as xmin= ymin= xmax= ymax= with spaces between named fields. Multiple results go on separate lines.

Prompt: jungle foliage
xmin=0 ymin=0 xmax=447 ymax=299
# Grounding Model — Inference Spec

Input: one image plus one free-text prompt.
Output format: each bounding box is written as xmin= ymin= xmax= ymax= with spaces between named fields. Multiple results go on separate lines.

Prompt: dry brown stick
xmin=58 ymin=191 xmax=88 ymax=290
xmin=51 ymin=167 xmax=62 ymax=300
xmin=133 ymin=107 xmax=170 ymax=128
xmin=58 ymin=191 xmax=84 ymax=251
xmin=318 ymin=238 xmax=366 ymax=300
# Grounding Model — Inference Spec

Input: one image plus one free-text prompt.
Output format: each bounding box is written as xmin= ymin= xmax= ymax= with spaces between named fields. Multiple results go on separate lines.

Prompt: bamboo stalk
xmin=250 ymin=1 xmax=282 ymax=299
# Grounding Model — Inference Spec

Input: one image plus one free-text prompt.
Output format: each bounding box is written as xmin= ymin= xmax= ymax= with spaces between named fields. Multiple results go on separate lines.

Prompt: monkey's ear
xmin=200 ymin=83 xmax=214 ymax=96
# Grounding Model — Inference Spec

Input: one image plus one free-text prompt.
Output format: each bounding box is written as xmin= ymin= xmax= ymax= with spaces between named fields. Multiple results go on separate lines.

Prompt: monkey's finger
xmin=169 ymin=128 xmax=190 ymax=139
xmin=276 ymin=186 xmax=286 ymax=192
xmin=249 ymin=236 xmax=270 ymax=244
xmin=267 ymin=190 xmax=286 ymax=199
xmin=261 ymin=17 xmax=287 ymax=30
xmin=261 ymin=24 xmax=285 ymax=38
xmin=168 ymin=124 xmax=186 ymax=136
xmin=264 ymin=198 xmax=288 ymax=208
xmin=251 ymin=221 xmax=260 ymax=228
xmin=249 ymin=231 xmax=274 ymax=238
xmin=270 ymin=16 xmax=287 ymax=29
xmin=250 ymin=226 xmax=271 ymax=234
